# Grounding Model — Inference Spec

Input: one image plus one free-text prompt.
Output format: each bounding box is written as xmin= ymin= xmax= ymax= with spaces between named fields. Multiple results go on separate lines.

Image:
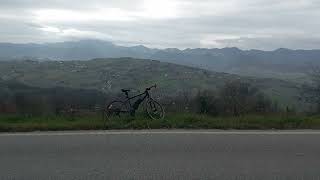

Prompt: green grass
xmin=106 ymin=114 xmax=320 ymax=130
xmin=0 ymin=113 xmax=320 ymax=132
xmin=0 ymin=115 xmax=105 ymax=132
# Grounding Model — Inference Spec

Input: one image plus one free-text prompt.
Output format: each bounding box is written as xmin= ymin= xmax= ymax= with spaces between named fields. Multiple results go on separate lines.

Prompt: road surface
xmin=1 ymin=130 xmax=320 ymax=179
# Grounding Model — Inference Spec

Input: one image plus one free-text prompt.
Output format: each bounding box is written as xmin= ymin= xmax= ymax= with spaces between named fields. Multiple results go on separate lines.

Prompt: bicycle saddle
xmin=121 ymin=89 xmax=130 ymax=93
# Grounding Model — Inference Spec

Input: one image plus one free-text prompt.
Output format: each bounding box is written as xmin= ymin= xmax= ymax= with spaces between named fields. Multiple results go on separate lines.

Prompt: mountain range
xmin=1 ymin=39 xmax=319 ymax=81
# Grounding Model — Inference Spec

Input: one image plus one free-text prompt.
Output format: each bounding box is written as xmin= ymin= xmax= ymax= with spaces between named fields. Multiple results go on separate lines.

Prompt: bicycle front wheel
xmin=146 ymin=99 xmax=165 ymax=120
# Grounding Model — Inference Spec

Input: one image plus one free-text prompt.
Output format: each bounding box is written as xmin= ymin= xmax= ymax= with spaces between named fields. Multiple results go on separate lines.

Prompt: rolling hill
xmin=0 ymin=58 xmax=300 ymax=107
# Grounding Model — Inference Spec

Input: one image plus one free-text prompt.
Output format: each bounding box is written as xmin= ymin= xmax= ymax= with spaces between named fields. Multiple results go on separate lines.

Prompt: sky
xmin=0 ymin=0 xmax=319 ymax=50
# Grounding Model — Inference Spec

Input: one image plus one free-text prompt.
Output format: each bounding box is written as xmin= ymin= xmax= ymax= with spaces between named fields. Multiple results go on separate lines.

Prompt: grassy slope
xmin=0 ymin=58 xmax=300 ymax=106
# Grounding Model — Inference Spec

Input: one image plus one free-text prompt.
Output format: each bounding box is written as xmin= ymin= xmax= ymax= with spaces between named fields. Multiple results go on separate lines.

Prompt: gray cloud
xmin=0 ymin=0 xmax=319 ymax=50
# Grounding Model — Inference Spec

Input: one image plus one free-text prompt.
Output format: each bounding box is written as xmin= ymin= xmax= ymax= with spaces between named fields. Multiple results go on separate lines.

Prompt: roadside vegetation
xmin=1 ymin=113 xmax=320 ymax=132
xmin=0 ymin=77 xmax=319 ymax=132
xmin=1 ymin=59 xmax=320 ymax=132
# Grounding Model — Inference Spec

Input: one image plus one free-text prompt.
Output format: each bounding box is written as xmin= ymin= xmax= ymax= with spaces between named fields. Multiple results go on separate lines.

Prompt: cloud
xmin=32 ymin=8 xmax=137 ymax=23
xmin=38 ymin=26 xmax=112 ymax=40
xmin=0 ymin=0 xmax=319 ymax=50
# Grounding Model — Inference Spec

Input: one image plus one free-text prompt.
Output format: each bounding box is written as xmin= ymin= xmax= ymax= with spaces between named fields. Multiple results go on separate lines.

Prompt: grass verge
xmin=0 ymin=113 xmax=320 ymax=132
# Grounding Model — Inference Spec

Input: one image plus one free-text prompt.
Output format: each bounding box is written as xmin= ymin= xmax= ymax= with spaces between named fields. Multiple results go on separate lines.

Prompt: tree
xmin=220 ymin=81 xmax=259 ymax=116
xmin=195 ymin=90 xmax=221 ymax=116
xmin=300 ymin=67 xmax=320 ymax=112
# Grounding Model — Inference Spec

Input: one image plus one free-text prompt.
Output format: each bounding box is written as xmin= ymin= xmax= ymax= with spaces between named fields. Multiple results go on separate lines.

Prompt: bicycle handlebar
xmin=145 ymin=84 xmax=157 ymax=91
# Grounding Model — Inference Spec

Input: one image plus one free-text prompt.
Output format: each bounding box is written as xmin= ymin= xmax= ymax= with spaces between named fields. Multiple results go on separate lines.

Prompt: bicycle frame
xmin=123 ymin=90 xmax=150 ymax=108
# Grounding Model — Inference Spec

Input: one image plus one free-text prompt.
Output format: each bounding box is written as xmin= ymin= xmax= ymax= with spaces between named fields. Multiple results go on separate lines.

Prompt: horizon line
xmin=0 ymin=39 xmax=320 ymax=52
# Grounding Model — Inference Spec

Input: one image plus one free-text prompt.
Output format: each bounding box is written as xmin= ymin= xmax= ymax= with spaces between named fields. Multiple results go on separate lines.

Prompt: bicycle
xmin=104 ymin=84 xmax=165 ymax=122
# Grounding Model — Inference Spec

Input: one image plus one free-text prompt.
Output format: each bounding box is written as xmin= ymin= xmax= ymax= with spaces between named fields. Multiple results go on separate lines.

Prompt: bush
xmin=193 ymin=81 xmax=277 ymax=116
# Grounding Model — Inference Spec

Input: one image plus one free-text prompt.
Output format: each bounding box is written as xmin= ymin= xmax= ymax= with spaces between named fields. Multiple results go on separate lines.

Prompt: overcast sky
xmin=0 ymin=0 xmax=319 ymax=50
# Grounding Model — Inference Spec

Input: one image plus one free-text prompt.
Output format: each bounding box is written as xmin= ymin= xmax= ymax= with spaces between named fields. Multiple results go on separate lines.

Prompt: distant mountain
xmin=0 ymin=40 xmax=156 ymax=60
xmin=1 ymin=40 xmax=319 ymax=81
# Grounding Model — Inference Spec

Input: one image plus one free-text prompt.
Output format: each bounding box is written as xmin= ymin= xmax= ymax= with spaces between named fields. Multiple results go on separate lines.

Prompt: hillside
xmin=0 ymin=40 xmax=319 ymax=82
xmin=0 ymin=58 xmax=299 ymax=107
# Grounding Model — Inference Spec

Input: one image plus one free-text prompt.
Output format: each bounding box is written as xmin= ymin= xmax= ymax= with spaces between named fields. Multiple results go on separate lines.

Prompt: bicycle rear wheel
xmin=104 ymin=101 xmax=129 ymax=124
xmin=146 ymin=99 xmax=165 ymax=120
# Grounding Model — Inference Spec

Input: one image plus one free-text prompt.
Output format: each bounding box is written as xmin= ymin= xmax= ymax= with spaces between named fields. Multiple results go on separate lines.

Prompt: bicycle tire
xmin=145 ymin=99 xmax=165 ymax=120
xmin=104 ymin=101 xmax=129 ymax=124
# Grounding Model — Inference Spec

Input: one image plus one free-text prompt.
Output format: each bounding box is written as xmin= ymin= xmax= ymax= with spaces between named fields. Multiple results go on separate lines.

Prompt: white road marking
xmin=1 ymin=130 xmax=320 ymax=136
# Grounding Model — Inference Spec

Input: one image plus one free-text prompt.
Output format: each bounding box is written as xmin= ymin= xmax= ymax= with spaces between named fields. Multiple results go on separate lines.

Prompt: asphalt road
xmin=1 ymin=130 xmax=320 ymax=180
